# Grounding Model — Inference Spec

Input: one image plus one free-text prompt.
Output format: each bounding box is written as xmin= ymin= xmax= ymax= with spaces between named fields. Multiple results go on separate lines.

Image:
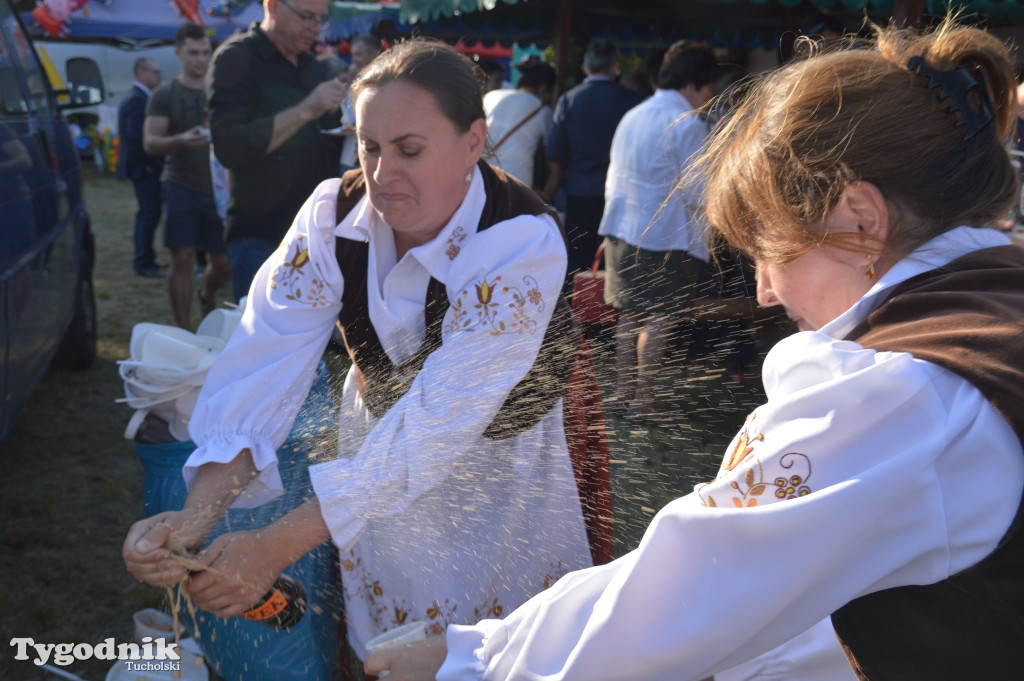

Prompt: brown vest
xmin=832 ymin=245 xmax=1024 ymax=680
xmin=333 ymin=161 xmax=576 ymax=440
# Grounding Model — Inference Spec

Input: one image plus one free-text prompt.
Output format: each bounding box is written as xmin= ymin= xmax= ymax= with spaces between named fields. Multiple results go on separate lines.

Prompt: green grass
xmin=1 ymin=167 xmax=168 ymax=681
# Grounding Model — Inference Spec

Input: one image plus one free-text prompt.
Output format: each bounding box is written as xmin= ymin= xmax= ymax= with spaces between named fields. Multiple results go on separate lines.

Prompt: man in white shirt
xmin=598 ymin=41 xmax=715 ymax=423
xmin=483 ymin=61 xmax=556 ymax=188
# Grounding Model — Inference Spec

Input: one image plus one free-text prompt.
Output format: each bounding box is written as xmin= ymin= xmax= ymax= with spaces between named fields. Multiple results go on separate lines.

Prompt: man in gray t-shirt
xmin=144 ymin=23 xmax=231 ymax=330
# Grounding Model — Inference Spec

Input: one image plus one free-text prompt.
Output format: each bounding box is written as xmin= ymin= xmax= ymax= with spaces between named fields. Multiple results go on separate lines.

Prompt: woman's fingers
xmin=123 ymin=512 xmax=193 ymax=586
xmin=185 ymin=530 xmax=274 ymax=616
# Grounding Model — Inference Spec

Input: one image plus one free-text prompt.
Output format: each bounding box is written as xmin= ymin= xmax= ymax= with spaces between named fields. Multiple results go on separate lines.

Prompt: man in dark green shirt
xmin=145 ymin=23 xmax=231 ymax=329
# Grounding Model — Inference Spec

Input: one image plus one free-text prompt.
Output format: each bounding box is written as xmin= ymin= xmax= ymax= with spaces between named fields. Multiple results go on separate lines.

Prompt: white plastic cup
xmin=365 ymin=621 xmax=427 ymax=676
xmin=365 ymin=621 xmax=427 ymax=652
xmin=140 ymin=332 xmax=206 ymax=369
xmin=132 ymin=608 xmax=181 ymax=644
xmin=195 ymin=308 xmax=243 ymax=343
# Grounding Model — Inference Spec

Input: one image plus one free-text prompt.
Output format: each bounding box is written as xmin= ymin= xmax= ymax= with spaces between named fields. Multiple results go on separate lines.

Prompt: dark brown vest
xmin=832 ymin=245 xmax=1024 ymax=680
xmin=333 ymin=161 xmax=576 ymax=440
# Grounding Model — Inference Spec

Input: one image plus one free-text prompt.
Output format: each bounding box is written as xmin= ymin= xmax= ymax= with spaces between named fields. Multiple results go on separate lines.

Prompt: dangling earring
xmin=865 ymin=261 xmax=876 ymax=280
xmin=465 ymin=169 xmax=473 ymax=182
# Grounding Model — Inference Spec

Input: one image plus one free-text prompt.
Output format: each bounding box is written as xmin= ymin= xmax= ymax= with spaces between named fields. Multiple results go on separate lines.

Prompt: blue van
xmin=0 ymin=0 xmax=103 ymax=440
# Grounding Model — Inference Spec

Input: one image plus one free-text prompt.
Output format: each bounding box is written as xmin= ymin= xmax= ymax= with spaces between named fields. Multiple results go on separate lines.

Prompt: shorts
xmin=603 ymin=235 xmax=711 ymax=316
xmin=163 ymin=181 xmax=227 ymax=253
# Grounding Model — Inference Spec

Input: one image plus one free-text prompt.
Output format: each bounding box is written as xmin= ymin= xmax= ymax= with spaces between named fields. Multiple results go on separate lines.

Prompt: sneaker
xmin=135 ymin=266 xmax=164 ymax=278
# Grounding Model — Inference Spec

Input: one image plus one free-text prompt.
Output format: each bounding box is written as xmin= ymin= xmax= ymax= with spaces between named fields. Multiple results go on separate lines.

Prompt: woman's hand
xmin=186 ymin=529 xmax=284 ymax=618
xmin=122 ymin=511 xmax=199 ymax=587
xmin=364 ymin=636 xmax=448 ymax=681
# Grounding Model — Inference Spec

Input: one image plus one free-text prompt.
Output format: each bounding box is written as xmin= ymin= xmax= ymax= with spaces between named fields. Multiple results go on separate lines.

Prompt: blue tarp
xmin=21 ymin=1 xmax=401 ymax=46
xmin=22 ymin=1 xmax=264 ymax=45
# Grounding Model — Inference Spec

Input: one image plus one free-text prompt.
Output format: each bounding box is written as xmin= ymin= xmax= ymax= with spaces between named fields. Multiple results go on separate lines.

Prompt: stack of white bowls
xmin=119 ymin=306 xmax=244 ymax=442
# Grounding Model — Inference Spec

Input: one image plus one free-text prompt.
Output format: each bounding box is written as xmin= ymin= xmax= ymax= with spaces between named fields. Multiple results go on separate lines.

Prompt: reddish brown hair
xmin=697 ymin=18 xmax=1018 ymax=264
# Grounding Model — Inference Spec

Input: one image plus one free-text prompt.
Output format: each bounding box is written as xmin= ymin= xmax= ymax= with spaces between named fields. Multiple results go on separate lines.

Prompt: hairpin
xmin=906 ymin=55 xmax=994 ymax=141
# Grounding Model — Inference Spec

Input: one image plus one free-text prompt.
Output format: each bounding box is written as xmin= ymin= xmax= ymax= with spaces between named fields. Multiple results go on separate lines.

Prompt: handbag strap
xmin=489 ymin=103 xmax=544 ymax=154
xmin=589 ymin=241 xmax=606 ymax=276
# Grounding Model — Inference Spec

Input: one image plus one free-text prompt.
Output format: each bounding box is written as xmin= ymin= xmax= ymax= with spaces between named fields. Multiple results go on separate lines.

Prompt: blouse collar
xmin=339 ymin=166 xmax=486 ymax=284
xmin=820 ymin=226 xmax=1012 ymax=339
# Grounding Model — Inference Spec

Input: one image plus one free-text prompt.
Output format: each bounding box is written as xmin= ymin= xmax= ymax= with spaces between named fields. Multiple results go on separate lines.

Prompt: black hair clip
xmin=906 ymin=55 xmax=995 ymax=140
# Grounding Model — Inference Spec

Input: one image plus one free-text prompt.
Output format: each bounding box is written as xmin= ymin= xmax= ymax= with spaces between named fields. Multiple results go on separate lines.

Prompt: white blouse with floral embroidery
xmin=183 ymin=168 xmax=592 ymax=659
xmin=437 ymin=226 xmax=1024 ymax=681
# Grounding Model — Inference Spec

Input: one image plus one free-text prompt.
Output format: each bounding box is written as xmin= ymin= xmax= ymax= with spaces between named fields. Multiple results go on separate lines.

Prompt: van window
xmin=0 ymin=9 xmax=54 ymax=117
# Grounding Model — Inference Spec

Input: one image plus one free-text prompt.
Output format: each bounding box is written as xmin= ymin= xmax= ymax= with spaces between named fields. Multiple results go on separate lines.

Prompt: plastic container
xmin=132 ymin=362 xmax=342 ymax=681
xmin=132 ymin=608 xmax=183 ymax=644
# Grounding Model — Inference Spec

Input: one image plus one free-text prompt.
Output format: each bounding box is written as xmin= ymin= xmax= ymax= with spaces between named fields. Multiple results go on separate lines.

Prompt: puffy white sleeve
xmin=309 ymin=213 xmax=567 ymax=552
xmin=439 ymin=331 xmax=1024 ymax=681
xmin=183 ymin=179 xmax=346 ymax=505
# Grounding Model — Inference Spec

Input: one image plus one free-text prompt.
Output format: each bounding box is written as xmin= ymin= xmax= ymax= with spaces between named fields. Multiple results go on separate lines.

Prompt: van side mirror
xmin=59 ymin=57 xmax=104 ymax=108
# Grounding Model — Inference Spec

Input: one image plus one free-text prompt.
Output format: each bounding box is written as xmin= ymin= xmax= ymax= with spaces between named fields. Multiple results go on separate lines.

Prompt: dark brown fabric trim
xmin=833 ymin=244 xmax=1024 ymax=680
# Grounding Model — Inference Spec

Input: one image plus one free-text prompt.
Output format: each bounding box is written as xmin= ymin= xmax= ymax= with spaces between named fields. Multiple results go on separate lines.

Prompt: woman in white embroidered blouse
xmin=122 ymin=40 xmax=594 ymax=661
xmin=364 ymin=18 xmax=1024 ymax=681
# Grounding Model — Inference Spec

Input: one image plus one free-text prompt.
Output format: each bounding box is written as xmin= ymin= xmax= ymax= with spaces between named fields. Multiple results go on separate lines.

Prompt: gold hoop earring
xmin=865 ymin=262 xmax=876 ymax=280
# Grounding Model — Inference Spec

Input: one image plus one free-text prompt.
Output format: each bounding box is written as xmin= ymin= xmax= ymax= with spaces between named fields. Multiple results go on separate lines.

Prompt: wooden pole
xmin=892 ymin=0 xmax=924 ymax=30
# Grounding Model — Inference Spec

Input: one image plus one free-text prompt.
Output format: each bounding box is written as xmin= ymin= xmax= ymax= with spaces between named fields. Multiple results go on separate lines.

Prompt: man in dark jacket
xmin=540 ymin=39 xmax=640 ymax=280
xmin=206 ymin=0 xmax=345 ymax=301
xmin=117 ymin=57 xmax=165 ymax=278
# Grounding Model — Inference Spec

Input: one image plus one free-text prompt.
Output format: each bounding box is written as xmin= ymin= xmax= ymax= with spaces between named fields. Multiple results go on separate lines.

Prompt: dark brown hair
xmin=658 ymin=41 xmax=718 ymax=91
xmin=174 ymin=22 xmax=207 ymax=48
xmin=351 ymin=39 xmax=485 ymax=133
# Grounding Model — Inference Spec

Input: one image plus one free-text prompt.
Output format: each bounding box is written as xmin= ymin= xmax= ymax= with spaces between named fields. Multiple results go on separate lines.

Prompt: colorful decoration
xmin=90 ymin=126 xmax=119 ymax=174
xmin=31 ymin=0 xmax=90 ymax=38
xmin=208 ymin=0 xmax=251 ymax=17
xmin=171 ymin=0 xmax=203 ymax=25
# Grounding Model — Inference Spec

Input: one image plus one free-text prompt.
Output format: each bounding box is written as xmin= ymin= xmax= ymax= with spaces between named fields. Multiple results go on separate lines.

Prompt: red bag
xmin=571 ymin=242 xmax=619 ymax=326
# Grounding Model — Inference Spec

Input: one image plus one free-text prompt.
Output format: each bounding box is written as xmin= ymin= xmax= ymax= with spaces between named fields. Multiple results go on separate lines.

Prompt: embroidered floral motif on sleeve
xmin=269 ymin=236 xmax=330 ymax=307
xmin=697 ymin=412 xmax=814 ymax=509
xmin=445 ymin=226 xmax=467 ymax=260
xmin=445 ymin=275 xmax=545 ymax=335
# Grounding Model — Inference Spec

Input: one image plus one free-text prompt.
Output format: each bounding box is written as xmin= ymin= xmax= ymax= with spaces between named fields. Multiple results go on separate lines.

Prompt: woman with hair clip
xmin=122 ymin=39 xmax=610 ymax=665
xmin=367 ymin=17 xmax=1024 ymax=681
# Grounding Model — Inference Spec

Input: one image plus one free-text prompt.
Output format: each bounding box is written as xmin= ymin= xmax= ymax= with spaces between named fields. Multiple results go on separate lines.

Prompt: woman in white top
xmin=365 ymin=18 xmax=1024 ymax=681
xmin=122 ymin=40 xmax=603 ymax=662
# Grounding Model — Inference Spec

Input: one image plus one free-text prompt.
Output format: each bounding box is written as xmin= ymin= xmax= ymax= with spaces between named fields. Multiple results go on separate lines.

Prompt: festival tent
xmin=19 ymin=1 xmax=513 ymax=58
xmin=21 ymin=1 xmax=265 ymax=45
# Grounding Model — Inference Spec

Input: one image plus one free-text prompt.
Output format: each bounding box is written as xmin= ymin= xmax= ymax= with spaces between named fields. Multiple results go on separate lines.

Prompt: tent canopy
xmin=26 ymin=0 xmax=1024 ymax=52
xmin=21 ymin=0 xmax=265 ymax=45
xmin=399 ymin=0 xmax=1024 ymax=26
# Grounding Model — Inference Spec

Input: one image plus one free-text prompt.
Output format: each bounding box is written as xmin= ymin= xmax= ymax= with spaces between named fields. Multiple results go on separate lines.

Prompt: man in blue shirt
xmin=540 ymin=39 xmax=640 ymax=278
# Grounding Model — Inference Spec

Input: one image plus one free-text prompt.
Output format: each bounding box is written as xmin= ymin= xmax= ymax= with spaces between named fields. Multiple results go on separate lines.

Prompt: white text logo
xmin=9 ymin=636 xmax=180 ymax=667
